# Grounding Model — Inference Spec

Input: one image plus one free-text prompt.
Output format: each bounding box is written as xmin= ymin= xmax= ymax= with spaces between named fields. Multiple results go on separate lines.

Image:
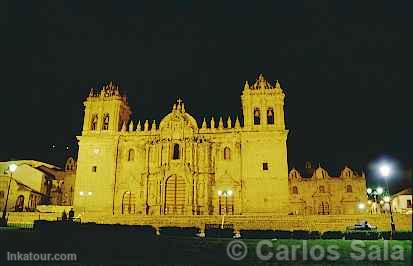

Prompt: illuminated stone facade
xmin=74 ymin=74 xmax=289 ymax=215
xmin=288 ymin=164 xmax=368 ymax=215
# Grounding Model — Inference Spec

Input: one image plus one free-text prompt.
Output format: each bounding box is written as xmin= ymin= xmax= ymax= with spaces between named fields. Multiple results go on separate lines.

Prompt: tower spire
xmin=202 ymin=118 xmax=207 ymax=129
xmin=244 ymin=81 xmax=249 ymax=90
xmin=218 ymin=117 xmax=224 ymax=129
xmin=136 ymin=120 xmax=141 ymax=132
xmin=210 ymin=117 xmax=215 ymax=129
xmin=227 ymin=116 xmax=232 ymax=129
xmin=235 ymin=116 xmax=241 ymax=129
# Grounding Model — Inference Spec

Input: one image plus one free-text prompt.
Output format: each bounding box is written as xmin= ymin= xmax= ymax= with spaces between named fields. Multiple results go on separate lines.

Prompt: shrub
xmin=380 ymin=231 xmax=412 ymax=240
xmin=240 ymin=230 xmax=277 ymax=239
xmin=159 ymin=226 xmax=199 ymax=237
xmin=393 ymin=231 xmax=412 ymax=240
xmin=292 ymin=230 xmax=310 ymax=239
xmin=273 ymin=230 xmax=292 ymax=239
xmin=205 ymin=228 xmax=233 ymax=238
xmin=309 ymin=231 xmax=321 ymax=239
xmin=345 ymin=230 xmax=380 ymax=240
xmin=321 ymin=231 xmax=344 ymax=239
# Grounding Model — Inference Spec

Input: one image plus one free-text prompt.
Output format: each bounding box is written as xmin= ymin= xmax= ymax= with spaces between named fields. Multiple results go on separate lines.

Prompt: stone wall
xmin=6 ymin=212 xmax=412 ymax=233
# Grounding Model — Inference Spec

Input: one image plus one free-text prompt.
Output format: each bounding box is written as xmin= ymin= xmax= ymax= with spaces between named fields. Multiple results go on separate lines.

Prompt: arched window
xmin=253 ymin=108 xmax=261 ymax=125
xmin=102 ymin=113 xmax=110 ymax=130
xmin=319 ymin=185 xmax=325 ymax=193
xmin=346 ymin=185 xmax=352 ymax=193
xmin=173 ymin=144 xmax=180 ymax=160
xmin=91 ymin=114 xmax=98 ymax=130
xmin=224 ymin=147 xmax=231 ymax=160
xmin=128 ymin=149 xmax=135 ymax=161
xmin=292 ymin=186 xmax=298 ymax=194
xmin=267 ymin=108 xmax=274 ymax=125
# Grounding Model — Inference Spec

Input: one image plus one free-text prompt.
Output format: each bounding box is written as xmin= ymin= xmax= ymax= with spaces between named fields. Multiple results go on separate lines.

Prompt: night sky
xmin=1 ymin=1 xmax=411 ymax=190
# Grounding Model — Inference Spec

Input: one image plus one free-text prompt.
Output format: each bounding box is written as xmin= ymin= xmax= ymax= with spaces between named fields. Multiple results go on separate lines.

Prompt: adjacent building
xmin=288 ymin=162 xmax=368 ymax=215
xmin=391 ymin=188 xmax=412 ymax=214
xmin=0 ymin=158 xmax=76 ymax=212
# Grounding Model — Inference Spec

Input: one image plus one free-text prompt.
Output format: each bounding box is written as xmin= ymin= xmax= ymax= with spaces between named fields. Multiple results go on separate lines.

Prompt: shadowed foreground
xmin=0 ymin=227 xmax=411 ymax=266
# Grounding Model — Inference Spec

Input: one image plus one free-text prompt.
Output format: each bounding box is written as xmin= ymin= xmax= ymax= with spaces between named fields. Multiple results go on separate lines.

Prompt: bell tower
xmin=82 ymin=81 xmax=131 ymax=135
xmin=241 ymin=74 xmax=286 ymax=130
xmin=240 ymin=74 xmax=289 ymax=214
xmin=74 ymin=81 xmax=132 ymax=214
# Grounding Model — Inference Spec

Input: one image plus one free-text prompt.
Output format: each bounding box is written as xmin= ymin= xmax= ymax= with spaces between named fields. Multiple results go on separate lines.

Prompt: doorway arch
xmin=164 ymin=175 xmax=186 ymax=215
xmin=15 ymin=195 xmax=24 ymax=212
xmin=121 ymin=192 xmax=136 ymax=214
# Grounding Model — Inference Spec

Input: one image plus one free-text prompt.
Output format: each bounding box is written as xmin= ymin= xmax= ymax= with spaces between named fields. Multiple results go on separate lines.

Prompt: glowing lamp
xmin=9 ymin=164 xmax=17 ymax=173
xmin=379 ymin=164 xmax=391 ymax=178
xmin=376 ymin=187 xmax=384 ymax=195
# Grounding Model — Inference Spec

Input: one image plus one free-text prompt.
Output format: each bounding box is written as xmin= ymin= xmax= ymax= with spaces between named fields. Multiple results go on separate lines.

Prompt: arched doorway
xmin=318 ymin=201 xmax=330 ymax=215
xmin=121 ymin=192 xmax=136 ymax=214
xmin=15 ymin=195 xmax=24 ymax=212
xmin=164 ymin=175 xmax=186 ymax=215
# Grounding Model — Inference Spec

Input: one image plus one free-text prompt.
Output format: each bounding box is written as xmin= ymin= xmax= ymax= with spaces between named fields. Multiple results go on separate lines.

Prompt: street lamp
xmin=79 ymin=191 xmax=93 ymax=218
xmin=217 ymin=189 xmax=233 ymax=229
xmin=217 ymin=190 xmax=233 ymax=215
xmin=376 ymin=187 xmax=384 ymax=195
xmin=367 ymin=186 xmax=384 ymax=214
xmin=1 ymin=164 xmax=18 ymax=226
xmin=378 ymin=163 xmax=396 ymax=238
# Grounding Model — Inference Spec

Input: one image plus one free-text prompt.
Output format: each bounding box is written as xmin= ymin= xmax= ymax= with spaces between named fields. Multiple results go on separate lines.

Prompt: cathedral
xmin=74 ymin=74 xmax=289 ymax=216
xmin=73 ymin=74 xmax=366 ymax=217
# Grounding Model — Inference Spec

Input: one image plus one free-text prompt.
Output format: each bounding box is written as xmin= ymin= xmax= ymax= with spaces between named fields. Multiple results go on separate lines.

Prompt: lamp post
xmin=79 ymin=191 xmax=92 ymax=218
xmin=1 ymin=164 xmax=18 ymax=226
xmin=379 ymin=163 xmax=396 ymax=239
xmin=367 ymin=186 xmax=383 ymax=214
xmin=218 ymin=190 xmax=233 ymax=229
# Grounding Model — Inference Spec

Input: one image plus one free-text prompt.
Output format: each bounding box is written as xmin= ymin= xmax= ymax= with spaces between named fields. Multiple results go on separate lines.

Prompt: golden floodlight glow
xmin=358 ymin=203 xmax=365 ymax=209
xmin=384 ymin=196 xmax=390 ymax=203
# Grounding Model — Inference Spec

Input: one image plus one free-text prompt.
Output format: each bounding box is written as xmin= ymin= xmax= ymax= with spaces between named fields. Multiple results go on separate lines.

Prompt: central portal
xmin=164 ymin=175 xmax=186 ymax=215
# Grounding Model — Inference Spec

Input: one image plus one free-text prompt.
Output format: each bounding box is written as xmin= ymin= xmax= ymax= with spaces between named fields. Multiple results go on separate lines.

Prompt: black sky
xmin=1 ymin=1 xmax=411 ymax=190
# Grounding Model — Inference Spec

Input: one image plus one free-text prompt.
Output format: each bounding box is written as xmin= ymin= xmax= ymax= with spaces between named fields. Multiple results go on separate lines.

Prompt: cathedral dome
xmin=159 ymin=99 xmax=198 ymax=139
